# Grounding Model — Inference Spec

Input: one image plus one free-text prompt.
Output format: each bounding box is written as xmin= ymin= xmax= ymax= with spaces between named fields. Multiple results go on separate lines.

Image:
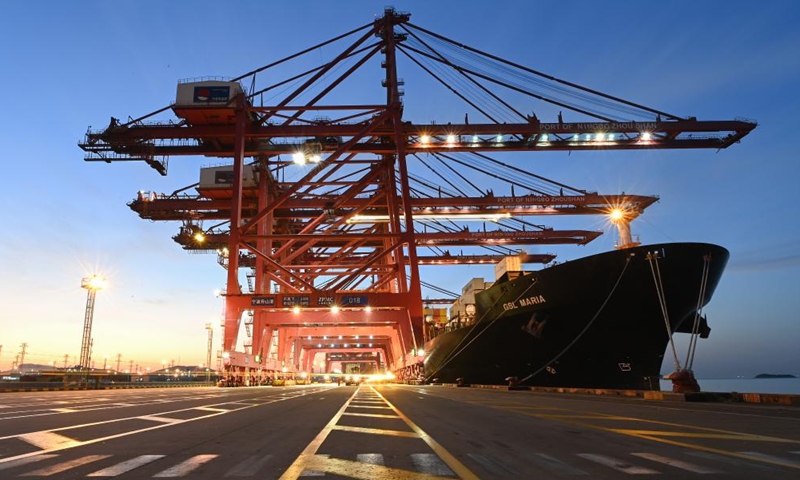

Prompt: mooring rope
xmin=648 ymin=252 xmax=681 ymax=372
xmin=686 ymin=254 xmax=711 ymax=371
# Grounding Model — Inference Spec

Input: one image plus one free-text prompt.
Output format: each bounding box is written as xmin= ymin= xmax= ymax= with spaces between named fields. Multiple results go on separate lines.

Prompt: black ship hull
xmin=423 ymin=243 xmax=729 ymax=390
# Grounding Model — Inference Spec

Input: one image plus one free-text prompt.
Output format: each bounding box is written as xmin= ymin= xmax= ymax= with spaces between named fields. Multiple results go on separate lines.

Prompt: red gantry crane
xmin=80 ymin=8 xmax=754 ymax=382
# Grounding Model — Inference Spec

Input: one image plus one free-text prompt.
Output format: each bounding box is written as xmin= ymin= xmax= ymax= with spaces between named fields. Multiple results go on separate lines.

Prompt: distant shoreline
xmin=754 ymin=373 xmax=796 ymax=379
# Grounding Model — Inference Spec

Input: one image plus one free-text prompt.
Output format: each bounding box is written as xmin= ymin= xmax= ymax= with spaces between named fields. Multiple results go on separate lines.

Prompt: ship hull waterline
xmin=422 ymin=243 xmax=729 ymax=391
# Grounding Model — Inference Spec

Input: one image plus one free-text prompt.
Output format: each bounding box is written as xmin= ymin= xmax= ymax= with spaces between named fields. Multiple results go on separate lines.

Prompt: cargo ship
xmin=422 ymin=241 xmax=728 ymax=390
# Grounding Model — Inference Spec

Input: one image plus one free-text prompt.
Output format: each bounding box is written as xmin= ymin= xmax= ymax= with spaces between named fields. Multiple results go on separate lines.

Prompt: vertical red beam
xmin=383 ymin=11 xmax=422 ymax=354
xmin=252 ymin=159 xmax=272 ymax=363
xmin=223 ymin=94 xmax=248 ymax=352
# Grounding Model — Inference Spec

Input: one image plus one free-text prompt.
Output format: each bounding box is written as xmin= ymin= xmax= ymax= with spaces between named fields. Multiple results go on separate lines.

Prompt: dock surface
xmin=1 ymin=384 xmax=799 ymax=479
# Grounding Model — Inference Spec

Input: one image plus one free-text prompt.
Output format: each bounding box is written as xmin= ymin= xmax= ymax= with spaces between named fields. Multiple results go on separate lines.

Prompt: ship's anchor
xmin=648 ymin=252 xmax=712 ymax=393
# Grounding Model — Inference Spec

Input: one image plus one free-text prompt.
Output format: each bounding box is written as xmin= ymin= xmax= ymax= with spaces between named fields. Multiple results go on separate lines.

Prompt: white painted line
xmin=153 ymin=454 xmax=218 ymax=477
xmin=356 ymin=453 xmax=385 ymax=465
xmin=19 ymin=432 xmax=80 ymax=450
xmin=686 ymin=451 xmax=776 ymax=471
xmin=411 ymin=453 xmax=455 ymax=476
xmin=21 ymin=454 xmax=111 ymax=476
xmin=531 ymin=453 xmax=586 ymax=475
xmin=632 ymin=452 xmax=720 ymax=473
xmin=194 ymin=407 xmax=229 ymax=413
xmin=577 ymin=453 xmax=660 ymax=474
xmin=739 ymin=451 xmax=800 ymax=468
xmin=0 ymin=455 xmax=59 ymax=471
xmin=138 ymin=415 xmax=184 ymax=424
xmin=51 ymin=408 xmax=76 ymax=413
xmin=87 ymin=455 xmax=165 ymax=476
xmin=224 ymin=454 xmax=274 ymax=477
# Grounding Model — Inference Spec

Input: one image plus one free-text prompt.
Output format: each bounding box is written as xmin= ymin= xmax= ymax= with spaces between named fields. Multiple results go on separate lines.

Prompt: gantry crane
xmin=79 ymin=8 xmax=755 ymax=379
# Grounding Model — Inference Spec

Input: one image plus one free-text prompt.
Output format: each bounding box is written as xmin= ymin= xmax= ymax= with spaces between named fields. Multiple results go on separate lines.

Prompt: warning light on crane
xmin=609 ymin=208 xmax=625 ymax=223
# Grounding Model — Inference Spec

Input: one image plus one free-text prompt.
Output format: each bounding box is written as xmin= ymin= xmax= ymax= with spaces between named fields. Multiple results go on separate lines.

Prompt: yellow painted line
xmin=304 ymin=455 xmax=452 ymax=480
xmin=372 ymin=386 xmax=481 ymax=480
xmin=347 ymin=404 xmax=393 ymax=409
xmin=341 ymin=412 xmax=400 ymax=419
xmin=449 ymin=389 xmax=800 ymax=471
xmin=610 ymin=429 xmax=799 ymax=442
xmin=631 ymin=434 xmax=800 ymax=470
xmin=331 ymin=425 xmax=418 ymax=438
xmin=534 ymin=414 xmax=630 ymax=420
xmin=278 ymin=388 xmax=361 ymax=479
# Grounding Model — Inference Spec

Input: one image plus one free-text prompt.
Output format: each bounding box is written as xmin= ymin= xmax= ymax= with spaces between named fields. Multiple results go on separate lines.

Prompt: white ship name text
xmin=503 ymin=295 xmax=547 ymax=310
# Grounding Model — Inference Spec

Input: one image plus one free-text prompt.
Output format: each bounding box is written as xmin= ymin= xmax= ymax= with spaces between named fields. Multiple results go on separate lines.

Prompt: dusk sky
xmin=1 ymin=1 xmax=798 ymax=378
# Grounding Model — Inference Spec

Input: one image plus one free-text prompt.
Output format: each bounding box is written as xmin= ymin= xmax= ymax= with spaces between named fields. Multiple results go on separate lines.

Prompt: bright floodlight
xmin=446 ymin=134 xmax=456 ymax=144
xmin=292 ymin=152 xmax=306 ymax=165
xmin=641 ymin=131 xmax=652 ymax=141
xmin=193 ymin=232 xmax=205 ymax=243
xmin=331 ymin=305 xmax=340 ymax=314
xmin=81 ymin=275 xmax=106 ymax=291
xmin=609 ymin=208 xmax=624 ymax=222
xmin=420 ymin=134 xmax=430 ymax=144
xmin=292 ymin=306 xmax=301 ymax=314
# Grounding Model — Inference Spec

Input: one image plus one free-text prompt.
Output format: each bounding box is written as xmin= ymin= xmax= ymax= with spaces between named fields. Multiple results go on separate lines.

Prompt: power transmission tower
xmin=19 ymin=343 xmax=28 ymax=369
xmin=115 ymin=354 xmax=122 ymax=372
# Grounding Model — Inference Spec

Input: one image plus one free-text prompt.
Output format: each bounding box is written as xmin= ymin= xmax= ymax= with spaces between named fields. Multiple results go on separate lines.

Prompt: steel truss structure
xmin=79 ymin=8 xmax=755 ymax=376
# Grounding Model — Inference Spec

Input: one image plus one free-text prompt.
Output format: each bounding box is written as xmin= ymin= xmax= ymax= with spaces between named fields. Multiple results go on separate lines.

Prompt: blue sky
xmin=1 ymin=1 xmax=798 ymax=378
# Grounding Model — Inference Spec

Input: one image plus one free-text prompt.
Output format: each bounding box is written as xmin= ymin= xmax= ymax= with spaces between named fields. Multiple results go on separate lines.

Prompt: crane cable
xmin=518 ymin=255 xmax=632 ymax=385
xmin=686 ymin=254 xmax=711 ymax=371
xmin=647 ymin=252 xmax=682 ymax=372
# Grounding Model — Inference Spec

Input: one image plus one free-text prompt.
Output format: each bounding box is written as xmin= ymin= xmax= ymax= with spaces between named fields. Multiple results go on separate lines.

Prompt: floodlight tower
xmin=79 ymin=275 xmax=106 ymax=377
xmin=205 ymin=322 xmax=214 ymax=382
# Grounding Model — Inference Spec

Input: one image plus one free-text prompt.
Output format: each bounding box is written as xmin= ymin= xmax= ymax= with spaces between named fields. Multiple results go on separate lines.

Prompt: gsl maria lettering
xmin=503 ymin=295 xmax=547 ymax=311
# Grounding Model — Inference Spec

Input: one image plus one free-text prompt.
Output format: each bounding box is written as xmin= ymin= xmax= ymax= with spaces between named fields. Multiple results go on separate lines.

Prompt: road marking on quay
xmin=413 ymin=386 xmax=800 ymax=471
xmin=153 ymin=454 xmax=219 ymax=477
xmin=577 ymin=453 xmax=660 ymax=474
xmin=0 ymin=386 xmax=333 ymax=467
xmin=631 ymin=452 xmax=720 ymax=473
xmin=19 ymin=432 xmax=80 ymax=450
xmin=279 ymin=385 xmax=480 ymax=480
xmin=20 ymin=454 xmax=111 ymax=476
xmin=6 ymin=449 xmax=800 ymax=477
xmin=87 ymin=455 xmax=165 ymax=477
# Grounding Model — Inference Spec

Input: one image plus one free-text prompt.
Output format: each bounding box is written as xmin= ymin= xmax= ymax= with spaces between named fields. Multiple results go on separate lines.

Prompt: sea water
xmin=659 ymin=377 xmax=800 ymax=395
